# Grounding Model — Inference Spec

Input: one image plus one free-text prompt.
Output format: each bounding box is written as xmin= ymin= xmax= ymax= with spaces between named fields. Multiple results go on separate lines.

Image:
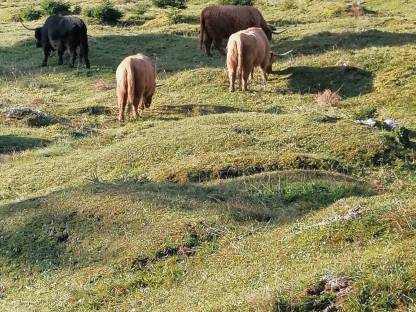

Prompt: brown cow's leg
xmin=260 ymin=68 xmax=268 ymax=83
xmin=249 ymin=68 xmax=254 ymax=81
xmin=204 ymin=36 xmax=213 ymax=56
xmin=133 ymin=103 xmax=139 ymax=119
xmin=214 ymin=39 xmax=225 ymax=55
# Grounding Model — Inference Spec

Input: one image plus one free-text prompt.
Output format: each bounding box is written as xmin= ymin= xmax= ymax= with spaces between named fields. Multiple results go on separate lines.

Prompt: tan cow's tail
xmin=236 ymin=38 xmax=244 ymax=80
xmin=126 ymin=59 xmax=135 ymax=110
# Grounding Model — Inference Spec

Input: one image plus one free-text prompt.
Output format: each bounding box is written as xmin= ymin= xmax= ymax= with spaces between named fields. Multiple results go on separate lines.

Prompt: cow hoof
xmin=41 ymin=63 xmax=47 ymax=67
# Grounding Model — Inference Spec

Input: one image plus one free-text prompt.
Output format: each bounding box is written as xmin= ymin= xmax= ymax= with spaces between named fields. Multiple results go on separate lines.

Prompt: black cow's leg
xmin=42 ymin=48 xmax=50 ymax=67
xmin=58 ymin=46 xmax=65 ymax=65
xmin=69 ymin=47 xmax=77 ymax=68
xmin=79 ymin=44 xmax=90 ymax=69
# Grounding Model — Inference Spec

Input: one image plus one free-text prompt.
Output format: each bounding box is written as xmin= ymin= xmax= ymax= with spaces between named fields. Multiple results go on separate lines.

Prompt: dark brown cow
xmin=199 ymin=5 xmax=282 ymax=56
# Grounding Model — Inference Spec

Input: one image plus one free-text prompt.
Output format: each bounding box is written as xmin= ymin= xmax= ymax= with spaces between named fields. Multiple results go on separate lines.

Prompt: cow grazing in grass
xmin=199 ymin=5 xmax=284 ymax=56
xmin=116 ymin=54 xmax=156 ymax=122
xmin=21 ymin=15 xmax=90 ymax=68
xmin=226 ymin=27 xmax=275 ymax=92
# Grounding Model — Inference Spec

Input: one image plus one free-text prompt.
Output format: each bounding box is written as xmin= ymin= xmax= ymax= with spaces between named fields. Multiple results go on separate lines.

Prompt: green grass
xmin=0 ymin=0 xmax=416 ymax=311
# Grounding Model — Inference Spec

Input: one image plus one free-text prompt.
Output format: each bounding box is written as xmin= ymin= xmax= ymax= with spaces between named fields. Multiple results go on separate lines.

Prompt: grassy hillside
xmin=0 ymin=0 xmax=415 ymax=311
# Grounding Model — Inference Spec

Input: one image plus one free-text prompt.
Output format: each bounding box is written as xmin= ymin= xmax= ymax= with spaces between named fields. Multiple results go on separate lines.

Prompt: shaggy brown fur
xmin=199 ymin=5 xmax=271 ymax=56
xmin=116 ymin=54 xmax=156 ymax=122
xmin=226 ymin=27 xmax=275 ymax=92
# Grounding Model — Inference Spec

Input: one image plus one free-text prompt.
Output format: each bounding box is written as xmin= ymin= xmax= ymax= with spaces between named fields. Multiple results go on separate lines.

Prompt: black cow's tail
xmin=80 ymin=28 xmax=90 ymax=68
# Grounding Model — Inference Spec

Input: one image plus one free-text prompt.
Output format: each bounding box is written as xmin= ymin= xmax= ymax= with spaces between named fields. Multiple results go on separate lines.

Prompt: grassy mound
xmin=0 ymin=0 xmax=415 ymax=310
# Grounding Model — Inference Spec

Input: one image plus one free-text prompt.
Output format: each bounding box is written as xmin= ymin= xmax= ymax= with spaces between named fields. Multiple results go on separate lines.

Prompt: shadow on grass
xmin=276 ymin=30 xmax=416 ymax=55
xmin=0 ymin=135 xmax=50 ymax=153
xmin=1 ymin=33 xmax=222 ymax=77
xmin=0 ymin=171 xmax=376 ymax=270
xmin=277 ymin=66 xmax=373 ymax=97
xmin=154 ymin=104 xmax=247 ymax=116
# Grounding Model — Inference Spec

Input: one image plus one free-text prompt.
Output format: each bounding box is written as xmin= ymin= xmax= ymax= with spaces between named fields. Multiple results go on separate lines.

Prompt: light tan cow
xmin=226 ymin=27 xmax=275 ymax=92
xmin=116 ymin=53 xmax=156 ymax=122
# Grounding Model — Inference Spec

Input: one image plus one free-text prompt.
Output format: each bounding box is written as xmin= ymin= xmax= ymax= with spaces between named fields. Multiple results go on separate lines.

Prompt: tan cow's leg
xmin=228 ymin=68 xmax=236 ymax=92
xmin=117 ymin=91 xmax=127 ymax=122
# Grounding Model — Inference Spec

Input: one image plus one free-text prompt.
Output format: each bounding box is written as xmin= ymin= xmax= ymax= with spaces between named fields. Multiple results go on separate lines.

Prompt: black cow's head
xmin=20 ymin=20 xmax=42 ymax=47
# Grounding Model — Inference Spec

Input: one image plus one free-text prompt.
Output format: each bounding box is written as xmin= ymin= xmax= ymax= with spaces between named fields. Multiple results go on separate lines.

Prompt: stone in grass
xmin=3 ymin=107 xmax=58 ymax=127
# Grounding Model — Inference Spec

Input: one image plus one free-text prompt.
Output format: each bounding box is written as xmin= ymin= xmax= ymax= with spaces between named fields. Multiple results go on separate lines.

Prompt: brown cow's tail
xmin=199 ymin=13 xmax=205 ymax=50
xmin=126 ymin=59 xmax=135 ymax=111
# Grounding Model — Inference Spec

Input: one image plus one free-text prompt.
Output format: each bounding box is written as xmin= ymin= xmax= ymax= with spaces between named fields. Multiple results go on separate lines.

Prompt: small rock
xmin=354 ymin=118 xmax=377 ymax=127
xmin=383 ymin=119 xmax=400 ymax=130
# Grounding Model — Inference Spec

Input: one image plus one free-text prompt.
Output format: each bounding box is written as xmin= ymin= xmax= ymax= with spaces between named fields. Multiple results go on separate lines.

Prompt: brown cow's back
xmin=200 ymin=5 xmax=270 ymax=56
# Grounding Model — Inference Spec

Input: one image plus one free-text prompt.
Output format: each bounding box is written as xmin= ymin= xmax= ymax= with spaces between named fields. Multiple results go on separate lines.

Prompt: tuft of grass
xmin=315 ymin=89 xmax=341 ymax=107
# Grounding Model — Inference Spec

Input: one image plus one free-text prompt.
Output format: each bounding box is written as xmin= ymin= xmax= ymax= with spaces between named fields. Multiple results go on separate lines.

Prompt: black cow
xmin=21 ymin=15 xmax=90 ymax=68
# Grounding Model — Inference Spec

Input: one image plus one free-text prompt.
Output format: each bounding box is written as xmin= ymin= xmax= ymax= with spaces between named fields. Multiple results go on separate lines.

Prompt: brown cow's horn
xmin=20 ymin=19 xmax=37 ymax=31
xmin=156 ymin=84 xmax=164 ymax=87
xmin=276 ymin=49 xmax=293 ymax=56
xmin=272 ymin=29 xmax=287 ymax=35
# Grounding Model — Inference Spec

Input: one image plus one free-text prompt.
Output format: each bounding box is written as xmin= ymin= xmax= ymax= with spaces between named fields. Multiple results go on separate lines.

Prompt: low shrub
xmin=19 ymin=7 xmax=42 ymax=21
xmin=220 ymin=0 xmax=254 ymax=5
xmin=322 ymin=4 xmax=345 ymax=18
xmin=165 ymin=8 xmax=184 ymax=24
xmin=353 ymin=106 xmax=378 ymax=120
xmin=72 ymin=4 xmax=82 ymax=15
xmin=85 ymin=1 xmax=123 ymax=24
xmin=39 ymin=0 xmax=71 ymax=15
xmin=152 ymin=0 xmax=187 ymax=9
xmin=281 ymin=0 xmax=297 ymax=10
